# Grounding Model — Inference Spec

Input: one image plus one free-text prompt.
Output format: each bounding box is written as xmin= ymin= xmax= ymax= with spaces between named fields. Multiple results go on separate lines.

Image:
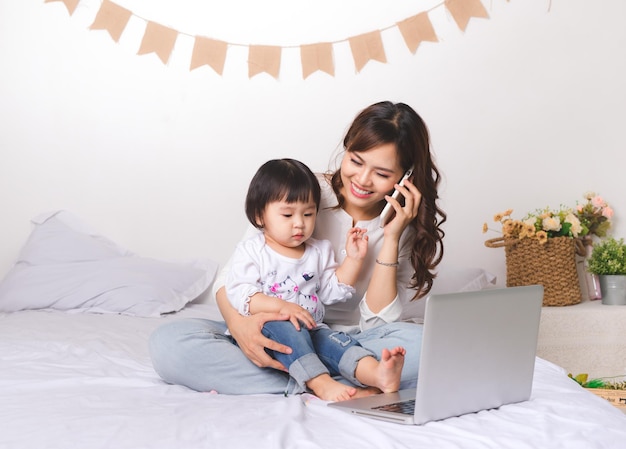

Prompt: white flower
xmin=565 ymin=213 xmax=582 ymax=237
xmin=542 ymin=216 xmax=562 ymax=232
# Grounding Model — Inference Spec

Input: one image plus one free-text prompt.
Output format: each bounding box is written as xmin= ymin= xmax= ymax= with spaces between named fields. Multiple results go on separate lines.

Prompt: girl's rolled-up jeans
xmin=261 ymin=321 xmax=374 ymax=389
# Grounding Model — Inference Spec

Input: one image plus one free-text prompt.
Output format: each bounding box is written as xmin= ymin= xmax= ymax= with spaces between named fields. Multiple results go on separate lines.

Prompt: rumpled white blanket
xmin=1 ymin=305 xmax=625 ymax=449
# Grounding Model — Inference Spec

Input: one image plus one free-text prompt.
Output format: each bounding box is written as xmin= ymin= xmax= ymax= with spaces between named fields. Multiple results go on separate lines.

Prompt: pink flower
xmin=603 ymin=206 xmax=614 ymax=219
xmin=591 ymin=196 xmax=606 ymax=208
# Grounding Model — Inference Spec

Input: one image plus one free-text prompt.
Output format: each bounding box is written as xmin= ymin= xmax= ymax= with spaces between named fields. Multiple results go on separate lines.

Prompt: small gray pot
xmin=599 ymin=275 xmax=626 ymax=305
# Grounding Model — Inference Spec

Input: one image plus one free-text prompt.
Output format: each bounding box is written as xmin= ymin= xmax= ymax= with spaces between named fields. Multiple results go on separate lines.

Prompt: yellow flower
xmin=502 ymin=219 xmax=516 ymax=237
xmin=518 ymin=223 xmax=536 ymax=239
xmin=536 ymin=231 xmax=548 ymax=244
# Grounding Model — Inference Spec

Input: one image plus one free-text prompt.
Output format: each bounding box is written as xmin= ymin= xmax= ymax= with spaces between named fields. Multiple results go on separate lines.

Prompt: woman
xmin=149 ymin=101 xmax=446 ymax=395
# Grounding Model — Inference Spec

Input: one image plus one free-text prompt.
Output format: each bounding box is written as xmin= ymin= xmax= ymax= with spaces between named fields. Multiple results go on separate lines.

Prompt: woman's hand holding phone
xmin=379 ymin=169 xmax=413 ymax=228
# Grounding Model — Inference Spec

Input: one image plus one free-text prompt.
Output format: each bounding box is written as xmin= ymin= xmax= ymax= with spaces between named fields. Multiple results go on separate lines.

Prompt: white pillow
xmin=400 ymin=265 xmax=497 ymax=323
xmin=0 ymin=211 xmax=218 ymax=317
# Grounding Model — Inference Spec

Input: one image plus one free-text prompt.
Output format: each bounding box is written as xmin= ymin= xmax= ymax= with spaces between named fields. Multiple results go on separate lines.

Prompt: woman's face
xmin=339 ymin=143 xmax=405 ymax=219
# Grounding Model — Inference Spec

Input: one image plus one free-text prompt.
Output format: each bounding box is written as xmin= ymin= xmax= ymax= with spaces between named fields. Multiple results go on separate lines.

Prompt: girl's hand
xmin=382 ymin=178 xmax=422 ymax=237
xmin=345 ymin=227 xmax=368 ymax=260
xmin=278 ymin=302 xmax=317 ymax=331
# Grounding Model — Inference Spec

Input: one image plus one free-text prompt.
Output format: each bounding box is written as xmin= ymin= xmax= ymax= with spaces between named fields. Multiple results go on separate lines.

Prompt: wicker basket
xmin=485 ymin=236 xmax=586 ymax=306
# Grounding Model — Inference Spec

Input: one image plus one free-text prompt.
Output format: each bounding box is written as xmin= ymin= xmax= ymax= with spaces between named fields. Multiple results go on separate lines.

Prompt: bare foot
xmin=354 ymin=347 xmax=406 ymax=394
xmin=375 ymin=347 xmax=406 ymax=393
xmin=306 ymin=374 xmax=358 ymax=402
xmin=350 ymin=386 xmax=382 ymax=399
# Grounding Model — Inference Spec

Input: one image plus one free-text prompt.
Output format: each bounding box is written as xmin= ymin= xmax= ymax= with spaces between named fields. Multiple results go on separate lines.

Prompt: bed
xmin=1 ymin=211 xmax=625 ymax=449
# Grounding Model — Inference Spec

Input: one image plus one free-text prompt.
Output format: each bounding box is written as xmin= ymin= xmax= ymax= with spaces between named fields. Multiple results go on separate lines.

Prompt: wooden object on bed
xmin=585 ymin=389 xmax=626 ymax=412
xmin=537 ymin=298 xmax=626 ymax=379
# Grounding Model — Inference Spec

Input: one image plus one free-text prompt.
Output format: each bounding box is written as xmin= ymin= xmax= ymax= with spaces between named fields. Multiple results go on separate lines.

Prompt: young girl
xmin=225 ymin=158 xmax=405 ymax=401
xmin=150 ymin=101 xmax=446 ymax=396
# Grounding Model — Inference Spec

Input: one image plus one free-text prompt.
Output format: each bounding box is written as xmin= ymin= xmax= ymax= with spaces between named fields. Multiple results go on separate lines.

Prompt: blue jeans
xmin=149 ymin=319 xmax=422 ymax=395
xmin=261 ymin=321 xmax=374 ymax=389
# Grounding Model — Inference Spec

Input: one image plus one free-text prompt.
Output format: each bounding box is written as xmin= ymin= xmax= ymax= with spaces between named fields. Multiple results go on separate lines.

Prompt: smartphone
xmin=379 ymin=169 xmax=413 ymax=228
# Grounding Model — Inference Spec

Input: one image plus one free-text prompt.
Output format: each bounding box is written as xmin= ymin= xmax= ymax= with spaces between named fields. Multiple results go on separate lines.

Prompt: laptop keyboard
xmin=373 ymin=399 xmax=415 ymax=414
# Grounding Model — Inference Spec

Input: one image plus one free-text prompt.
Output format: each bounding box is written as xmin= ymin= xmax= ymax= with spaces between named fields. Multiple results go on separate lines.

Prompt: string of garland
xmin=44 ymin=0 xmax=492 ymax=79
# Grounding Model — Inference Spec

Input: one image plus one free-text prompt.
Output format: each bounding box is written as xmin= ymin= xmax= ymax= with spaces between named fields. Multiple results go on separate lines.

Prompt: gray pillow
xmin=0 ymin=211 xmax=218 ymax=316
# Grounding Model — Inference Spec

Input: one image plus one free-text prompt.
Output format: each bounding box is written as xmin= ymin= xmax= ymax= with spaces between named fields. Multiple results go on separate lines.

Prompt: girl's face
xmin=339 ymin=143 xmax=404 ymax=220
xmin=258 ymin=196 xmax=317 ymax=256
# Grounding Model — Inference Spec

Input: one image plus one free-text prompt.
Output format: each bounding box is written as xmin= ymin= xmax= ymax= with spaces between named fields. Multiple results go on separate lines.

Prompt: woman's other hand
xmin=216 ymin=286 xmax=292 ymax=371
xmin=227 ymin=311 xmax=293 ymax=371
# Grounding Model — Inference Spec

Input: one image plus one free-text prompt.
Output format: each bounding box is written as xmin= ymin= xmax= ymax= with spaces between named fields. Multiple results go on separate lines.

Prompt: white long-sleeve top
xmin=225 ymin=233 xmax=355 ymax=324
xmin=214 ymin=174 xmax=421 ymax=333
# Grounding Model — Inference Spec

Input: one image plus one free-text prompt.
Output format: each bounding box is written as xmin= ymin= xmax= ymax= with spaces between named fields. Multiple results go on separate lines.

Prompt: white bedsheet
xmin=1 ymin=305 xmax=625 ymax=449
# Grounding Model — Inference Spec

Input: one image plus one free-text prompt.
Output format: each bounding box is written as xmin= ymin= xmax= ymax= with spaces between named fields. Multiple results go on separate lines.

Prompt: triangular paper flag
xmin=397 ymin=12 xmax=438 ymax=54
xmin=89 ymin=0 xmax=131 ymax=43
xmin=45 ymin=0 xmax=79 ymax=15
xmin=190 ymin=37 xmax=228 ymax=75
xmin=348 ymin=30 xmax=386 ymax=73
xmin=137 ymin=22 xmax=178 ymax=65
xmin=248 ymin=45 xmax=281 ymax=79
xmin=445 ymin=0 xmax=489 ymax=32
xmin=300 ymin=43 xmax=334 ymax=79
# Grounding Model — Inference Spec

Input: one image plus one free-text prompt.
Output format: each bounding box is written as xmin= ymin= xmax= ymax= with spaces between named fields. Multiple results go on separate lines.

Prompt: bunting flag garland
xmin=89 ymin=0 xmax=130 ymax=43
xmin=445 ymin=0 xmax=489 ymax=32
xmin=397 ymin=12 xmax=439 ymax=54
xmin=248 ymin=45 xmax=282 ymax=79
xmin=45 ymin=0 xmax=494 ymax=79
xmin=300 ymin=42 xmax=334 ymax=79
xmin=190 ymin=37 xmax=228 ymax=75
xmin=348 ymin=30 xmax=387 ymax=73
xmin=137 ymin=22 xmax=177 ymax=65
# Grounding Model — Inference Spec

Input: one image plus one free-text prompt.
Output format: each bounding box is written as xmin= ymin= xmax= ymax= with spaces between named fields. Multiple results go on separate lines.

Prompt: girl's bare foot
xmin=306 ymin=374 xmax=357 ymax=402
xmin=351 ymin=386 xmax=382 ymax=399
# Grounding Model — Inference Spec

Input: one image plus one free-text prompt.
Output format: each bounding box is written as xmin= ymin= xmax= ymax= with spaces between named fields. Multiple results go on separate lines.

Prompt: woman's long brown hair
xmin=330 ymin=101 xmax=446 ymax=299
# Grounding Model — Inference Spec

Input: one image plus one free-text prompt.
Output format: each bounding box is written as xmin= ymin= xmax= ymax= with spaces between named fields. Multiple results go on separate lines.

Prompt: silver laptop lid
xmin=414 ymin=285 xmax=543 ymax=424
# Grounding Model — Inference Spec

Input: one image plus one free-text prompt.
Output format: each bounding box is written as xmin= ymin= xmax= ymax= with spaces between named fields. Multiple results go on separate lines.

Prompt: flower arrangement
xmin=587 ymin=237 xmax=626 ymax=275
xmin=576 ymin=192 xmax=613 ymax=238
xmin=483 ymin=192 xmax=613 ymax=245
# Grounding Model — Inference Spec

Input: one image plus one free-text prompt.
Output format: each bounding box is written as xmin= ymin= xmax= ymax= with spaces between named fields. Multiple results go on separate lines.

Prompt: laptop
xmin=328 ymin=285 xmax=544 ymax=425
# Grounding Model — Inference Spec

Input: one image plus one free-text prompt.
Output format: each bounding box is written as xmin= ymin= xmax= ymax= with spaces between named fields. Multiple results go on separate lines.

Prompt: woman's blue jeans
xmin=261 ymin=321 xmax=374 ymax=389
xmin=149 ymin=318 xmax=422 ymax=395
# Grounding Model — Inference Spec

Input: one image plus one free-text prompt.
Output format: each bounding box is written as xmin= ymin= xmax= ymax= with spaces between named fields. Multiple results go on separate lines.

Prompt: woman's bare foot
xmin=354 ymin=346 xmax=406 ymax=394
xmin=374 ymin=347 xmax=406 ymax=393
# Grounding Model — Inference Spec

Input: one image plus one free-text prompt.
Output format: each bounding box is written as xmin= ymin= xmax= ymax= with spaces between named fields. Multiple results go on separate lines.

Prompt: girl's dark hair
xmin=330 ymin=101 xmax=447 ymax=299
xmin=246 ymin=158 xmax=321 ymax=229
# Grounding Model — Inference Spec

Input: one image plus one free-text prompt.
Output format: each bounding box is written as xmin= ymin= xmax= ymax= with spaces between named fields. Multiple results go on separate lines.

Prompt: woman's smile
xmin=350 ymin=182 xmax=373 ymax=199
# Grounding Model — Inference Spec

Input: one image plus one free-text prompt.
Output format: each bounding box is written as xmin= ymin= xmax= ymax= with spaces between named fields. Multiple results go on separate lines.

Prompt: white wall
xmin=1 ymin=0 xmax=625 ymax=287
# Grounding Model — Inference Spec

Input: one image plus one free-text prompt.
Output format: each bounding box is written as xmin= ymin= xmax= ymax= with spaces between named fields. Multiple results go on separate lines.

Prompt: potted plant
xmin=587 ymin=237 xmax=626 ymax=305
